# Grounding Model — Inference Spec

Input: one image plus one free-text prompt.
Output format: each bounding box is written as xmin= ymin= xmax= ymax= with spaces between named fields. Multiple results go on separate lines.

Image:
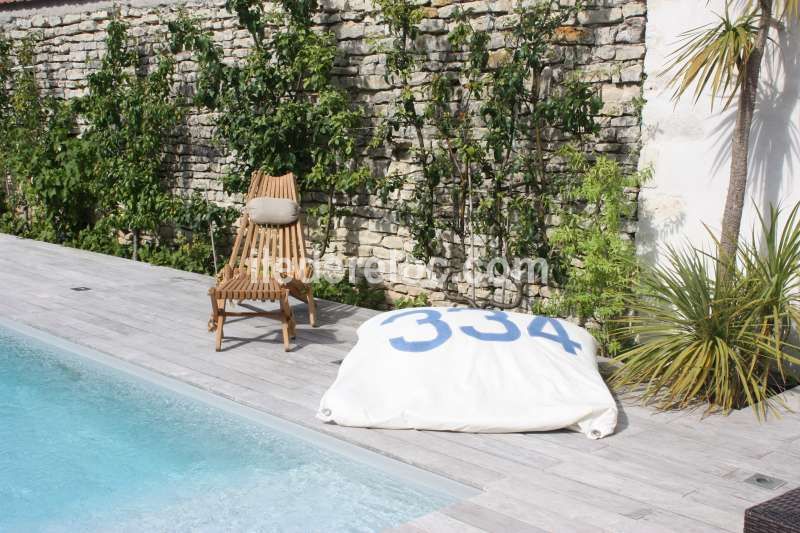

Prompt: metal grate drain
xmin=70 ymin=287 xmax=92 ymax=292
xmin=744 ymin=473 xmax=786 ymax=490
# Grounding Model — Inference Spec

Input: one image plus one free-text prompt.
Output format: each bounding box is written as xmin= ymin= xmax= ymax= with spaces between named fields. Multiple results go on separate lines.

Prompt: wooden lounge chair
xmin=207 ymin=171 xmax=317 ymax=352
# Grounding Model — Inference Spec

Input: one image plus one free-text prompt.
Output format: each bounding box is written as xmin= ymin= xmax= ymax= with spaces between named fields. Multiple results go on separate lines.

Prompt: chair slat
xmin=255 ymin=226 xmax=266 ymax=281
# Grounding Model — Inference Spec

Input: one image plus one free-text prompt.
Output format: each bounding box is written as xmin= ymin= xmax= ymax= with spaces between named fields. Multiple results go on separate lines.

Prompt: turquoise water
xmin=0 ymin=327 xmax=456 ymax=532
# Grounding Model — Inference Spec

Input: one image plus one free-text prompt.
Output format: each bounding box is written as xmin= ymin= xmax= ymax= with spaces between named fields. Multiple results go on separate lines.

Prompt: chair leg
xmin=306 ymin=285 xmax=317 ymax=327
xmin=289 ymin=306 xmax=297 ymax=339
xmin=208 ymin=289 xmax=220 ymax=331
xmin=279 ymin=295 xmax=292 ymax=352
xmin=209 ymin=291 xmax=227 ymax=352
xmin=215 ymin=314 xmax=225 ymax=352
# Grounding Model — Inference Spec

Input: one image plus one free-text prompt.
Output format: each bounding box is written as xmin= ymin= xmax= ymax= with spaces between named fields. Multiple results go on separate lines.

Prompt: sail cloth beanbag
xmin=318 ymin=307 xmax=618 ymax=439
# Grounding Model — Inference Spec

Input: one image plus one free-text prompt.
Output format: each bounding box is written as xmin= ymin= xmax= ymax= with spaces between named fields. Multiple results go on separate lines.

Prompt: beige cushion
xmin=246 ymin=197 xmax=300 ymax=226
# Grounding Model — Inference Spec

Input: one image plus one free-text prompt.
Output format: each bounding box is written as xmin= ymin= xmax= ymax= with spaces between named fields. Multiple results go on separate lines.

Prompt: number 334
xmin=380 ymin=309 xmax=582 ymax=354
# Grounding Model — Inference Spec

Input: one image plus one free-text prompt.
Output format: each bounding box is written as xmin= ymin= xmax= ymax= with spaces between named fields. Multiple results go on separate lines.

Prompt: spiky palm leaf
xmin=664 ymin=7 xmax=759 ymax=108
xmin=666 ymin=1 xmax=800 ymax=108
xmin=739 ymin=203 xmax=800 ymax=361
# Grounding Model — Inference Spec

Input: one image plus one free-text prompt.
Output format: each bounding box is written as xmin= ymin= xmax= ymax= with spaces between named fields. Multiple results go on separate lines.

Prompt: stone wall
xmin=0 ymin=0 xmax=646 ymax=308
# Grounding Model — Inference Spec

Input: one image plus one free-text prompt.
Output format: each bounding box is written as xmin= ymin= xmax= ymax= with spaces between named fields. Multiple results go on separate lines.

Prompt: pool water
xmin=0 ymin=326 xmax=459 ymax=532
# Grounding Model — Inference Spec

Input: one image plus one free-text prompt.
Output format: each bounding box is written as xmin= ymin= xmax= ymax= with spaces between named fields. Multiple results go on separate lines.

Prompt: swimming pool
xmin=0 ymin=321 xmax=472 ymax=532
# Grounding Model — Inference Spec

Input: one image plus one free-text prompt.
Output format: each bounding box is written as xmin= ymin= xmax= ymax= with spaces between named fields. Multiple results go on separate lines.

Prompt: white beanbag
xmin=318 ymin=307 xmax=617 ymax=439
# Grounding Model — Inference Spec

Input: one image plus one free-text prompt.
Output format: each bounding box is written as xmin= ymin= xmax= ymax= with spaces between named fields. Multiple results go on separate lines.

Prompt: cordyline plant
xmin=665 ymin=0 xmax=800 ymax=261
xmin=169 ymin=0 xmax=372 ymax=256
xmin=611 ymin=202 xmax=800 ymax=418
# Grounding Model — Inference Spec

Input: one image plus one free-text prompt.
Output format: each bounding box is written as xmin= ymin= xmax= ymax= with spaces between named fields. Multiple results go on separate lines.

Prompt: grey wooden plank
xmin=399 ymin=511 xmax=489 ymax=533
xmin=544 ymin=460 xmax=749 ymax=531
xmin=602 ymin=424 xmax=800 ymax=485
xmin=591 ymin=445 xmax=778 ymax=505
xmin=381 ymin=429 xmax=562 ymax=473
xmin=438 ymin=428 xmax=776 ymax=512
xmin=440 ymin=501 xmax=549 ymax=533
xmin=465 ymin=491 xmax=605 ymax=532
xmin=316 ymin=424 xmax=506 ymax=489
xmin=485 ymin=474 xmax=730 ymax=533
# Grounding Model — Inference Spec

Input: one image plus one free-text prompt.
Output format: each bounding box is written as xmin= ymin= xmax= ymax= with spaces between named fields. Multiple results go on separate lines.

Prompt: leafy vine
xmin=169 ymin=0 xmax=372 ymax=256
xmin=373 ymin=0 xmax=602 ymax=308
xmin=548 ymin=147 xmax=649 ymax=354
xmin=0 ymin=21 xmax=234 ymax=273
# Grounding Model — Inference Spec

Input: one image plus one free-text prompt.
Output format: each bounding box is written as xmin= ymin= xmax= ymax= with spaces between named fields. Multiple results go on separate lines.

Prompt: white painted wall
xmin=638 ymin=0 xmax=800 ymax=265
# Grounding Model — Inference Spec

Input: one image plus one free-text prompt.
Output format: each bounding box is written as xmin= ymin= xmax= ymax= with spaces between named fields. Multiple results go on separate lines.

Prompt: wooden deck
xmin=1 ymin=233 xmax=799 ymax=532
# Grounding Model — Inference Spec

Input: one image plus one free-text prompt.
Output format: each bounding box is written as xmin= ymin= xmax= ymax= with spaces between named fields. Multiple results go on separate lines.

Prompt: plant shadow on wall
xmin=707 ymin=16 xmax=800 ymax=218
xmin=663 ymin=0 xmax=800 ymax=260
xmin=0 ymin=20 xmax=236 ymax=274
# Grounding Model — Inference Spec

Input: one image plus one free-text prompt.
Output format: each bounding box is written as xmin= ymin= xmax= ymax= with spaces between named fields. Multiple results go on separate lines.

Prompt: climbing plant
xmin=0 ymin=21 xmax=233 ymax=274
xmin=0 ymin=36 xmax=96 ymax=243
xmin=373 ymin=0 xmax=602 ymax=307
xmin=76 ymin=19 xmax=183 ymax=260
xmin=169 ymin=0 xmax=372 ymax=255
xmin=0 ymin=34 xmax=12 ymax=189
xmin=548 ymin=147 xmax=649 ymax=354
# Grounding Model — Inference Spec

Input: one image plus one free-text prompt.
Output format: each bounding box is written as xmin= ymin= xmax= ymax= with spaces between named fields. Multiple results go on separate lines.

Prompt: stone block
xmin=619 ymin=63 xmax=643 ymax=83
xmin=62 ymin=14 xmax=82 ymax=25
xmin=31 ymin=15 xmax=49 ymax=28
xmin=595 ymin=45 xmax=616 ymax=61
xmin=615 ymin=17 xmax=645 ymax=43
xmin=593 ymin=26 xmax=615 ymax=45
xmin=622 ymin=2 xmax=646 ymax=18
xmin=554 ymin=26 xmax=593 ymax=45
xmin=337 ymin=21 xmax=364 ymax=40
xmin=602 ymin=83 xmax=641 ymax=103
xmin=78 ymin=20 xmax=96 ymax=32
xmin=615 ymin=43 xmax=646 ymax=60
xmin=418 ymin=19 xmax=448 ymax=35
xmin=487 ymin=49 xmax=510 ymax=69
xmin=381 ymin=235 xmax=404 ymax=250
xmin=577 ymin=8 xmax=622 ymax=25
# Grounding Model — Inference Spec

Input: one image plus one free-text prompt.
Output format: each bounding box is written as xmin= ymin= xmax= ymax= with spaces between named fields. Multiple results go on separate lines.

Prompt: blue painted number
xmin=381 ymin=309 xmax=452 ymax=353
xmin=380 ymin=309 xmax=582 ymax=355
xmin=448 ymin=309 xmax=521 ymax=342
xmin=527 ymin=316 xmax=582 ymax=355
